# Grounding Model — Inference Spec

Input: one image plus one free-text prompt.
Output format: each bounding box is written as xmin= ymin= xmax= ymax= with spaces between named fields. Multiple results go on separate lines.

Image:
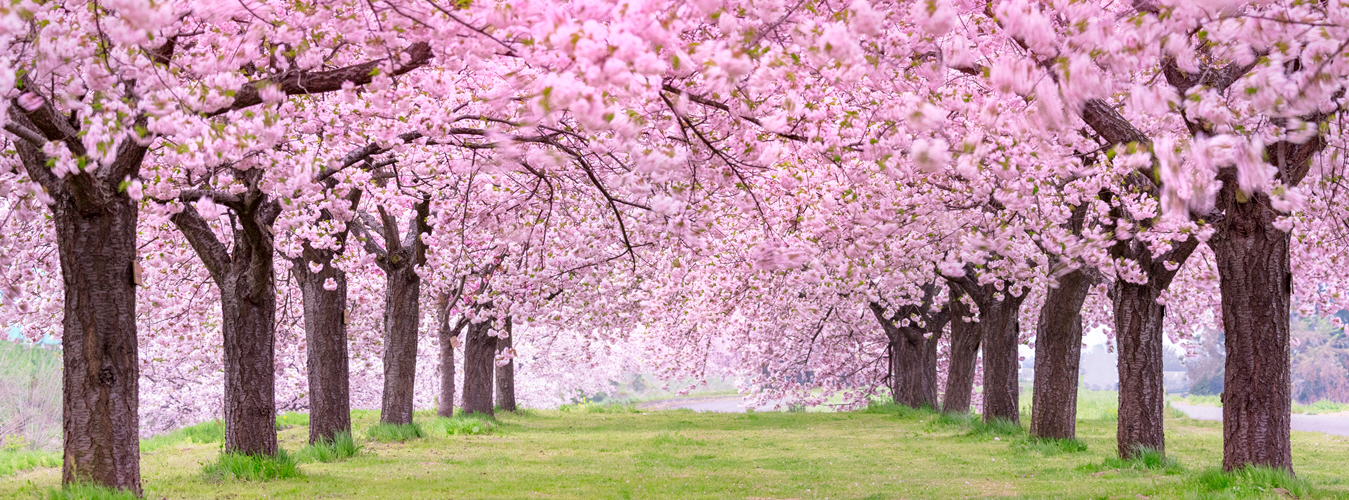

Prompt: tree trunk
xmin=171 ymin=181 xmax=282 ymax=457
xmin=495 ymin=318 xmax=517 ymax=412
xmin=380 ymin=264 xmax=421 ymax=425
xmin=1030 ymin=268 xmax=1095 ymax=440
xmin=978 ymin=288 xmax=1027 ymax=424
xmin=920 ymin=329 xmax=941 ymax=409
xmin=462 ymin=319 xmax=497 ymax=416
xmin=10 ymin=110 xmax=146 ymax=493
xmin=292 ymin=247 xmax=350 ymax=444
xmin=218 ymin=264 xmax=279 ymax=456
xmin=358 ymin=197 xmax=432 ymax=426
xmin=888 ymin=330 xmax=944 ymax=410
xmin=53 ymin=198 xmax=142 ymax=494
xmin=1111 ymin=236 xmax=1198 ymax=459
xmin=870 ymin=290 xmax=947 ymax=411
xmin=436 ymin=299 xmax=467 ymax=418
xmin=1113 ymin=280 xmax=1167 ymax=458
xmin=1212 ymin=168 xmax=1294 ymax=473
xmin=943 ymin=287 xmax=980 ymax=414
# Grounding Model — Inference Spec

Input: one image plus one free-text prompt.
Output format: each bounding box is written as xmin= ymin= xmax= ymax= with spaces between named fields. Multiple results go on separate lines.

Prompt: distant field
xmin=3 ymin=403 xmax=1347 ymax=499
xmin=0 ymin=341 xmax=60 ymax=461
xmin=1171 ymin=394 xmax=1349 ymax=415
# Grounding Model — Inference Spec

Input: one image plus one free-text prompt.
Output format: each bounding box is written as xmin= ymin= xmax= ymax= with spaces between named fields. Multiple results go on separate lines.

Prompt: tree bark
xmin=356 ymin=197 xmax=432 ymax=426
xmin=977 ymin=288 xmax=1026 ymax=424
xmin=9 ymin=99 xmax=146 ymax=494
xmin=948 ymin=271 xmax=1027 ymax=424
xmin=1110 ymin=236 xmax=1198 ymax=459
xmin=171 ymin=181 xmax=282 ymax=457
xmin=436 ymin=299 xmax=468 ymax=418
xmin=1212 ymin=164 xmax=1301 ymax=473
xmin=292 ymin=244 xmax=351 ymax=444
xmin=54 ymin=195 xmax=143 ymax=493
xmin=495 ymin=318 xmax=517 ymax=412
xmin=218 ymin=260 xmax=279 ymax=456
xmin=943 ymin=287 xmax=981 ymax=414
xmin=289 ymin=186 xmax=361 ymax=444
xmin=869 ymin=288 xmax=948 ymax=411
xmin=379 ymin=264 xmax=421 ymax=425
xmin=1030 ymin=268 xmax=1096 ymax=440
xmin=462 ymin=318 xmax=497 ymax=416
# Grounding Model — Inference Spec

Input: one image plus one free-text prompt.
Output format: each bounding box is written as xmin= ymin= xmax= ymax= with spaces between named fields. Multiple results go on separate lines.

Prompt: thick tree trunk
xmin=380 ymin=265 xmax=421 ymax=425
xmin=359 ymin=197 xmax=432 ymax=426
xmin=1110 ymin=234 xmax=1198 ymax=459
xmin=292 ymin=248 xmax=351 ymax=444
xmin=1212 ymin=169 xmax=1294 ymax=473
xmin=978 ymin=289 xmax=1027 ymax=424
xmin=462 ymin=319 xmax=497 ymax=416
xmin=53 ymin=199 xmax=142 ymax=494
xmin=1030 ymin=268 xmax=1095 ymax=440
xmin=943 ymin=288 xmax=980 ymax=414
xmin=172 ymin=183 xmax=282 ymax=457
xmin=11 ymin=112 xmax=146 ymax=493
xmin=495 ymin=318 xmax=517 ymax=412
xmin=218 ymin=266 xmax=279 ymax=456
xmin=1113 ymin=280 xmax=1167 ymax=458
xmin=888 ymin=332 xmax=943 ymax=410
xmin=870 ymin=291 xmax=947 ymax=411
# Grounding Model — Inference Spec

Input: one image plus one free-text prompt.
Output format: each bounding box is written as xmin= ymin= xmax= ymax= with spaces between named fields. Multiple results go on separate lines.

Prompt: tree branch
xmin=170 ymin=204 xmax=232 ymax=287
xmin=210 ymin=42 xmax=433 ymax=117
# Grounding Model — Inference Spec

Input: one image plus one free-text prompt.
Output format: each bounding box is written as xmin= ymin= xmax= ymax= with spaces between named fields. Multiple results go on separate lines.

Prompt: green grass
xmin=1186 ymin=466 xmax=1316 ymax=499
xmin=0 ymin=449 xmax=60 ymax=477
xmin=296 ymin=432 xmax=360 ymax=463
xmin=202 ymin=450 xmax=302 ymax=481
xmin=39 ymin=483 xmax=139 ymax=500
xmin=968 ymin=416 xmax=1024 ymax=437
xmin=1294 ymin=399 xmax=1349 ymax=415
xmin=1173 ymin=394 xmax=1225 ymax=407
xmin=274 ymin=412 xmax=310 ymax=430
xmin=559 ymin=401 xmax=641 ymax=414
xmin=1014 ymin=436 xmax=1089 ymax=456
xmin=4 ymin=404 xmax=1349 ymax=499
xmin=365 ymin=422 xmax=424 ymax=443
xmin=421 ymin=415 xmax=496 ymax=436
xmin=1079 ymin=447 xmax=1186 ymax=476
xmin=139 ymin=419 xmax=224 ymax=453
xmin=0 ymin=341 xmax=61 ymax=455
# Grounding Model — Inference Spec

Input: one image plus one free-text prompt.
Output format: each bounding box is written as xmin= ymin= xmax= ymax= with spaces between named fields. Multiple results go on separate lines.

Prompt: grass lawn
xmin=3 ymin=405 xmax=1347 ymax=499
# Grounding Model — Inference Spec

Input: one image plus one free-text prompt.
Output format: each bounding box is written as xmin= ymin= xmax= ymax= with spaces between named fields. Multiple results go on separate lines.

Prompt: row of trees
xmin=1 ymin=0 xmax=1347 ymax=496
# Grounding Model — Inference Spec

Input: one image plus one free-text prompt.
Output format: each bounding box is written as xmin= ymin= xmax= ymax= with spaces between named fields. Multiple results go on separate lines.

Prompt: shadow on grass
xmin=202 ymin=450 xmax=302 ymax=481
